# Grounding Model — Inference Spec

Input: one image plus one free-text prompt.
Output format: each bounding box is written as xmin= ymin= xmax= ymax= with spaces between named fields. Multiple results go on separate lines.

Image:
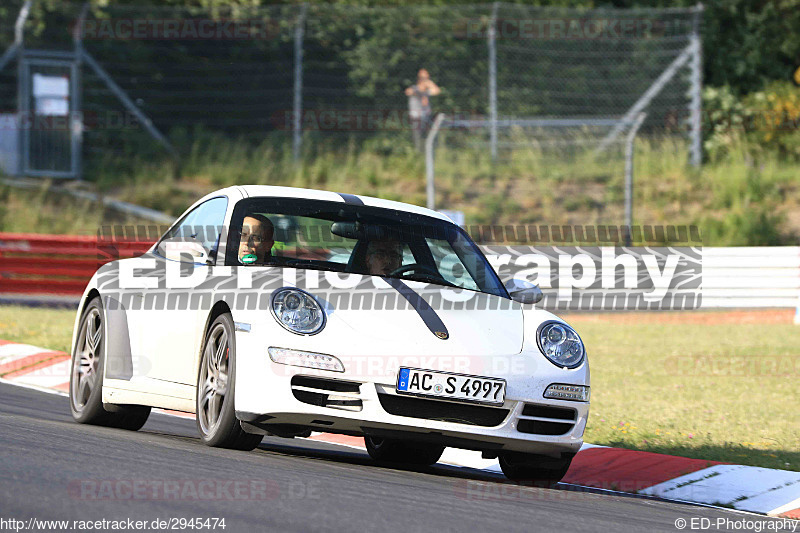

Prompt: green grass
xmin=4 ymin=130 xmax=800 ymax=244
xmin=0 ymin=305 xmax=76 ymax=354
xmin=569 ymin=314 xmax=800 ymax=472
xmin=0 ymin=181 xmax=153 ymax=236
xmin=1 ymin=304 xmax=797 ymax=471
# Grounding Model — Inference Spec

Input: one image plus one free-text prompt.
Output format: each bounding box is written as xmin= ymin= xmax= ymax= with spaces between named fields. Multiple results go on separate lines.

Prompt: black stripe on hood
xmin=383 ymin=277 xmax=449 ymax=340
xmin=338 ymin=193 xmax=364 ymax=205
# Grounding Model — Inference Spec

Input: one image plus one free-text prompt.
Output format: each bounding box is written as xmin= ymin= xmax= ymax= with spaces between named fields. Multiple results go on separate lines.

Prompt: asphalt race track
xmin=0 ymin=382 xmax=769 ymax=533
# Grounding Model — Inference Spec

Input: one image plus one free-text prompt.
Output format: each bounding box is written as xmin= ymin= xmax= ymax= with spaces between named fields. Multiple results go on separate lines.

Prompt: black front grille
xmin=521 ymin=404 xmax=576 ymax=421
xmin=517 ymin=404 xmax=576 ymax=435
xmin=377 ymin=393 xmax=509 ymax=427
xmin=517 ymin=419 xmax=573 ymax=436
xmin=291 ymin=376 xmax=362 ymax=411
xmin=291 ymin=376 xmax=361 ymax=393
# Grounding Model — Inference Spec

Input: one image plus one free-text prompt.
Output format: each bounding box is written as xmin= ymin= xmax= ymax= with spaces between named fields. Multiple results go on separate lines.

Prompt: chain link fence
xmin=0 ymin=2 xmax=701 ymax=193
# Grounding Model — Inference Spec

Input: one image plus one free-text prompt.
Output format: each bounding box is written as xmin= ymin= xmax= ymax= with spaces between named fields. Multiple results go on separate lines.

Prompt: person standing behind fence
xmin=405 ymin=69 xmax=441 ymax=151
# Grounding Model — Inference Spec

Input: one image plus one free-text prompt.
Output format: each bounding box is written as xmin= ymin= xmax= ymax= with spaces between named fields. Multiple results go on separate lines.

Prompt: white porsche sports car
xmin=70 ymin=186 xmax=589 ymax=482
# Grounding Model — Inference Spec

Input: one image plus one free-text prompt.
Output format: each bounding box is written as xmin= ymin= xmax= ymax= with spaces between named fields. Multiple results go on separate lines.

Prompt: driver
xmin=365 ymin=239 xmax=403 ymax=276
xmin=238 ymin=214 xmax=275 ymax=264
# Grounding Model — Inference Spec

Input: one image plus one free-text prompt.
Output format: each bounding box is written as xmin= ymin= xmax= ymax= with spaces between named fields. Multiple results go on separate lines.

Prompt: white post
xmin=624 ymin=113 xmax=647 ymax=246
xmin=488 ymin=2 xmax=498 ymax=162
xmin=688 ymin=3 xmax=704 ymax=167
xmin=425 ymin=113 xmax=446 ymax=211
xmin=14 ymin=1 xmax=32 ymax=178
xmin=72 ymin=2 xmax=90 ymax=180
xmin=292 ymin=4 xmax=307 ymax=164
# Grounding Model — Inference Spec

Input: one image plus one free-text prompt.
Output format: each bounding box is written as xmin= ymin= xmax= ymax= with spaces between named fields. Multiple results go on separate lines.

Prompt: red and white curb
xmin=1 ymin=340 xmax=797 ymax=520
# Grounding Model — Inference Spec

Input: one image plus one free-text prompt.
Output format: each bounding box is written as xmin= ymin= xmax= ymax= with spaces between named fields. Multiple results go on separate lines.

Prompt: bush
xmin=743 ymin=81 xmax=800 ymax=160
xmin=704 ymin=82 xmax=800 ymax=162
xmin=702 ymin=85 xmax=748 ymax=161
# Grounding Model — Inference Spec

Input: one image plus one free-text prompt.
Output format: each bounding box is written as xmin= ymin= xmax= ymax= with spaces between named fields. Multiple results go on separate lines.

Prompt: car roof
xmin=235 ymin=185 xmax=451 ymax=222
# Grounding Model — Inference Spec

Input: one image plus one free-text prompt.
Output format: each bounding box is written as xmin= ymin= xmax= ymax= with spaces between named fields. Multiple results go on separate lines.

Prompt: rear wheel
xmin=365 ymin=436 xmax=444 ymax=466
xmin=196 ymin=313 xmax=262 ymax=451
xmin=69 ymin=296 xmax=150 ymax=431
xmin=498 ymin=451 xmax=574 ymax=486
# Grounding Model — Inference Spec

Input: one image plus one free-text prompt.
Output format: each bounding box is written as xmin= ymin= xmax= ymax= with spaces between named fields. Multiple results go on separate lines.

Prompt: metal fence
xmin=0 ymin=1 xmax=702 ymax=180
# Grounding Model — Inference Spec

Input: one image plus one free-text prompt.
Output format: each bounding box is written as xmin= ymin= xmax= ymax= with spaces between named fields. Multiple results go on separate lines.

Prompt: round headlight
xmin=537 ymin=321 xmax=585 ymax=368
xmin=270 ymin=288 xmax=326 ymax=335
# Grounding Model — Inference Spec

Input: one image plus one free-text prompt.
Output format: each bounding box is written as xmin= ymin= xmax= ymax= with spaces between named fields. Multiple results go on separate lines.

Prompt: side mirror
xmin=159 ymin=238 xmax=210 ymax=264
xmin=505 ymin=278 xmax=543 ymax=304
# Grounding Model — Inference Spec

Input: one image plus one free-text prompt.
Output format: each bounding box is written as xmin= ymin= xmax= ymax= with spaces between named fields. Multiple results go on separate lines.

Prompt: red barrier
xmin=0 ymin=233 xmax=154 ymax=296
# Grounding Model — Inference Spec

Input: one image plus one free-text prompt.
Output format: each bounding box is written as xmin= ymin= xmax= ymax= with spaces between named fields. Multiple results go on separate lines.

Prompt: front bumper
xmin=235 ymin=370 xmax=588 ymax=456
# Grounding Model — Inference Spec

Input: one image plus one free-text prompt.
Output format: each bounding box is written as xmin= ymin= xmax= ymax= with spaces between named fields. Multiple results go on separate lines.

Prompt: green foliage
xmin=699 ymin=0 xmax=800 ymax=94
xmin=742 ymin=81 xmax=800 ymax=160
xmin=701 ymin=208 xmax=784 ymax=247
xmin=704 ymin=81 xmax=800 ymax=162
xmin=702 ymin=85 xmax=748 ymax=162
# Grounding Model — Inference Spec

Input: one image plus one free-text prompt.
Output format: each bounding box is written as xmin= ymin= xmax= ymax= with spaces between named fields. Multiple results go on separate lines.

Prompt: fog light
xmin=268 ymin=347 xmax=345 ymax=372
xmin=543 ymin=384 xmax=590 ymax=402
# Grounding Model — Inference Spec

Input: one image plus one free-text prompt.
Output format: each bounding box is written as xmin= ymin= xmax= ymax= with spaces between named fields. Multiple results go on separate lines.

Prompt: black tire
xmin=196 ymin=313 xmax=262 ymax=451
xmin=69 ymin=296 xmax=151 ymax=431
xmin=498 ymin=451 xmax=574 ymax=485
xmin=365 ymin=436 xmax=444 ymax=466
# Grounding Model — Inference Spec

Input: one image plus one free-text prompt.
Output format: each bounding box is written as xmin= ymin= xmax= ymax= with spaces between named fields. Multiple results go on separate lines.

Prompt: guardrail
xmin=0 ymin=233 xmax=153 ymax=295
xmin=1 ymin=233 xmax=798 ymax=309
xmin=700 ymin=247 xmax=800 ymax=308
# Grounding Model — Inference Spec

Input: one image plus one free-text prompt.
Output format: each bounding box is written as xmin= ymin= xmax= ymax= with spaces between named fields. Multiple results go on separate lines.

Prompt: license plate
xmin=396 ymin=368 xmax=506 ymax=406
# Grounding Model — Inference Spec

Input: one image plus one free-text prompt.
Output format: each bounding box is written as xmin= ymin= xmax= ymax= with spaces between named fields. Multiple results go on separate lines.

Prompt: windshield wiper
xmin=393 ymin=274 xmax=460 ymax=289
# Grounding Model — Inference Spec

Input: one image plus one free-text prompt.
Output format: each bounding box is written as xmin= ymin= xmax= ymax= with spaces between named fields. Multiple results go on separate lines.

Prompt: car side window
xmin=158 ymin=197 xmax=228 ymax=262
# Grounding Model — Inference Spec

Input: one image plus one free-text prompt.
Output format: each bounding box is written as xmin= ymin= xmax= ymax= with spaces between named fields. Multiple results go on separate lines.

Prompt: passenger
xmin=365 ymin=240 xmax=403 ymax=276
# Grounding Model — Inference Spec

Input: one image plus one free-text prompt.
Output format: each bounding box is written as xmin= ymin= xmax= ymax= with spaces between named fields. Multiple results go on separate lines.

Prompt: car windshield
xmin=227 ymin=197 xmax=508 ymax=298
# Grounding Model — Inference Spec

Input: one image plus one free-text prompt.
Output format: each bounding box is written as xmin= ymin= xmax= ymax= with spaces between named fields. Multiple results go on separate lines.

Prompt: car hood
xmin=316 ymin=278 xmax=524 ymax=358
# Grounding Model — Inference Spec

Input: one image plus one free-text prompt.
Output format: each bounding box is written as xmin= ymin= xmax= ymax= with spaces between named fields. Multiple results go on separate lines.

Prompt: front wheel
xmin=196 ymin=313 xmax=262 ymax=451
xmin=69 ymin=296 xmax=150 ymax=431
xmin=365 ymin=436 xmax=444 ymax=466
xmin=498 ymin=451 xmax=574 ymax=486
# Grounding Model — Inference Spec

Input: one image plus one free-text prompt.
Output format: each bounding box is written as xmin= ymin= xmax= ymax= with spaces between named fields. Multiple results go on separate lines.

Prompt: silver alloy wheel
xmin=198 ymin=323 xmax=230 ymax=435
xmin=71 ymin=307 xmax=102 ymax=412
